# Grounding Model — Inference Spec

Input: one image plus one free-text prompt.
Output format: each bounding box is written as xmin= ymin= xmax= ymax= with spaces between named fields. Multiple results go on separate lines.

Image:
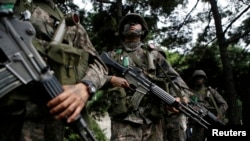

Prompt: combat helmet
xmin=119 ymin=13 xmax=149 ymax=41
xmin=192 ymin=69 xmax=207 ymax=79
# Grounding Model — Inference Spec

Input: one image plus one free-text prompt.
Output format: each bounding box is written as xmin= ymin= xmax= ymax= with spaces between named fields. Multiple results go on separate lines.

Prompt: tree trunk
xmin=116 ymin=0 xmax=123 ymax=20
xmin=209 ymin=0 xmax=241 ymax=125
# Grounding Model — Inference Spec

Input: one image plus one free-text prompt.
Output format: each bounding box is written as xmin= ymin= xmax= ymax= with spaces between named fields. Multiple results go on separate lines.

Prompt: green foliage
xmin=126 ymin=0 xmax=186 ymax=15
xmin=64 ymin=117 xmax=108 ymax=141
xmin=227 ymin=45 xmax=250 ymax=97
xmin=56 ymin=0 xmax=79 ymax=13
xmin=181 ymin=45 xmax=223 ymax=87
xmin=165 ymin=50 xmax=189 ymax=72
xmin=90 ymin=118 xmax=109 ymax=141
xmin=64 ymin=126 xmax=81 ymax=141
xmin=170 ymin=42 xmax=250 ymax=101
xmin=91 ymin=12 xmax=121 ymax=52
xmin=87 ymin=90 xmax=110 ymax=119
xmin=86 ymin=0 xmax=186 ymax=52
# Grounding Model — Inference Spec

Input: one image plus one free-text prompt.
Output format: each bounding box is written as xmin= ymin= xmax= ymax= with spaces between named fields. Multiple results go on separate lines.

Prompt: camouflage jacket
xmin=108 ymin=43 xmax=190 ymax=92
xmin=0 ymin=1 xmax=109 ymax=141
xmin=0 ymin=0 xmax=109 ymax=115
xmin=106 ymin=42 xmax=191 ymax=124
xmin=13 ymin=0 xmax=108 ymax=88
xmin=191 ymin=85 xmax=228 ymax=116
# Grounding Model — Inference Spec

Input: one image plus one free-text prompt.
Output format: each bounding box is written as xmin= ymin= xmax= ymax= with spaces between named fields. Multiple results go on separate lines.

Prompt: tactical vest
xmin=191 ymin=86 xmax=228 ymax=123
xmin=107 ymin=45 xmax=167 ymax=120
xmin=0 ymin=0 xmax=90 ymax=114
xmin=191 ymin=87 xmax=218 ymax=113
xmin=15 ymin=0 xmax=89 ymax=85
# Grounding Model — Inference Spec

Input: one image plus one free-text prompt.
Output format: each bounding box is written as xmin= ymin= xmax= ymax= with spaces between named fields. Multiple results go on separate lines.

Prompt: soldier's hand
xmin=217 ymin=114 xmax=223 ymax=120
xmin=166 ymin=97 xmax=181 ymax=113
xmin=166 ymin=105 xmax=179 ymax=113
xmin=47 ymin=83 xmax=89 ymax=123
xmin=110 ymin=76 xmax=130 ymax=88
xmin=181 ymin=96 xmax=189 ymax=104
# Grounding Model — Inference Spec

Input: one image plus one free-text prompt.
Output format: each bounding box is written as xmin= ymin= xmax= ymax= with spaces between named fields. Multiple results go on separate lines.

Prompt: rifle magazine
xmin=0 ymin=67 xmax=22 ymax=98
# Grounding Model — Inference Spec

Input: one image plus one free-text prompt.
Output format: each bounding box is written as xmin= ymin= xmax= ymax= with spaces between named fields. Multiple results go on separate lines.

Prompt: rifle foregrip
xmin=151 ymin=84 xmax=211 ymax=129
xmin=150 ymin=84 xmax=176 ymax=105
xmin=40 ymin=73 xmax=63 ymax=98
xmin=206 ymin=111 xmax=225 ymax=125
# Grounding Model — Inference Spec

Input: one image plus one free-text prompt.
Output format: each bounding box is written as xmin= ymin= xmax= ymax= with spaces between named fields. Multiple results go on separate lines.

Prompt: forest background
xmin=56 ymin=0 xmax=250 ymax=137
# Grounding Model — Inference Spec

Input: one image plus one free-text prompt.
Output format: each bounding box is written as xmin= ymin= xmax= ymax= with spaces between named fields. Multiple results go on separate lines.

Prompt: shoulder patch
xmin=147 ymin=44 xmax=166 ymax=58
xmin=148 ymin=43 xmax=156 ymax=49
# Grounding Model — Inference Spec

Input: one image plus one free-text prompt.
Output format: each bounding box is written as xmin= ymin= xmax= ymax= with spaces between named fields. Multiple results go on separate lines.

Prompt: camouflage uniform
xmin=190 ymin=70 xmax=228 ymax=141
xmin=105 ymin=13 xmax=191 ymax=141
xmin=0 ymin=0 xmax=108 ymax=141
xmin=164 ymin=114 xmax=187 ymax=141
xmin=164 ymin=76 xmax=191 ymax=141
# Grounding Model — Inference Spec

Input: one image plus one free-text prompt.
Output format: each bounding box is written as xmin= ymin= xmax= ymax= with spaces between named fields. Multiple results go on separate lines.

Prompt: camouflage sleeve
xmin=82 ymin=59 xmax=109 ymax=89
xmin=153 ymin=50 xmax=192 ymax=98
xmin=67 ymin=24 xmax=109 ymax=89
xmin=211 ymin=88 xmax=228 ymax=114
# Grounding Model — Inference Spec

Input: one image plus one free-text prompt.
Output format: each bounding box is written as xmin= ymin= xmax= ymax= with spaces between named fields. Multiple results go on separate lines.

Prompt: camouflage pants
xmin=164 ymin=113 xmax=187 ymax=141
xmin=110 ymin=119 xmax=164 ymax=141
xmin=20 ymin=118 xmax=64 ymax=141
xmin=19 ymin=101 xmax=65 ymax=141
xmin=0 ymin=113 xmax=25 ymax=141
xmin=0 ymin=101 xmax=64 ymax=141
xmin=190 ymin=126 xmax=207 ymax=141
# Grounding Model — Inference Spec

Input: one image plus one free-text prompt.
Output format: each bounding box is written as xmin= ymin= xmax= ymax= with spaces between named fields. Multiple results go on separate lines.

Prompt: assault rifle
xmin=0 ymin=11 xmax=96 ymax=141
xmin=156 ymin=61 xmax=226 ymax=127
xmin=100 ymin=51 xmax=225 ymax=129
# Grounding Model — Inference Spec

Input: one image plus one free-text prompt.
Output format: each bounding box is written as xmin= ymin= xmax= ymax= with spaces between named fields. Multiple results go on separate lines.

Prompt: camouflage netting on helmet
xmin=119 ymin=13 xmax=149 ymax=41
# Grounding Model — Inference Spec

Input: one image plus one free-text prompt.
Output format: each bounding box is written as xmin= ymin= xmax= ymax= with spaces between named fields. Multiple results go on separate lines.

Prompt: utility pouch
xmin=47 ymin=43 xmax=81 ymax=84
xmin=107 ymin=87 xmax=130 ymax=117
xmin=77 ymin=50 xmax=89 ymax=80
xmin=147 ymin=97 xmax=164 ymax=119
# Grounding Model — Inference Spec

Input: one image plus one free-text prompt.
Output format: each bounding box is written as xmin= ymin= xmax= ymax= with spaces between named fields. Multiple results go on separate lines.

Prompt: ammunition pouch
xmin=143 ymin=95 xmax=165 ymax=120
xmin=106 ymin=86 xmax=164 ymax=120
xmin=107 ymin=87 xmax=132 ymax=117
xmin=47 ymin=43 xmax=82 ymax=85
xmin=147 ymin=104 xmax=164 ymax=120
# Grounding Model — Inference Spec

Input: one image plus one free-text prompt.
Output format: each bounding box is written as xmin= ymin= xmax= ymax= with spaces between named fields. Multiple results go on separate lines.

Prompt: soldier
xmin=0 ymin=0 xmax=109 ymax=140
xmin=105 ymin=13 xmax=191 ymax=141
xmin=189 ymin=69 xmax=228 ymax=141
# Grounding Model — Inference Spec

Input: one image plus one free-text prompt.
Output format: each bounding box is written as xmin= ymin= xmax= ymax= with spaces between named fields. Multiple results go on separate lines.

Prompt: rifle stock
xmin=100 ymin=51 xmax=225 ymax=129
xmin=0 ymin=13 xmax=96 ymax=141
